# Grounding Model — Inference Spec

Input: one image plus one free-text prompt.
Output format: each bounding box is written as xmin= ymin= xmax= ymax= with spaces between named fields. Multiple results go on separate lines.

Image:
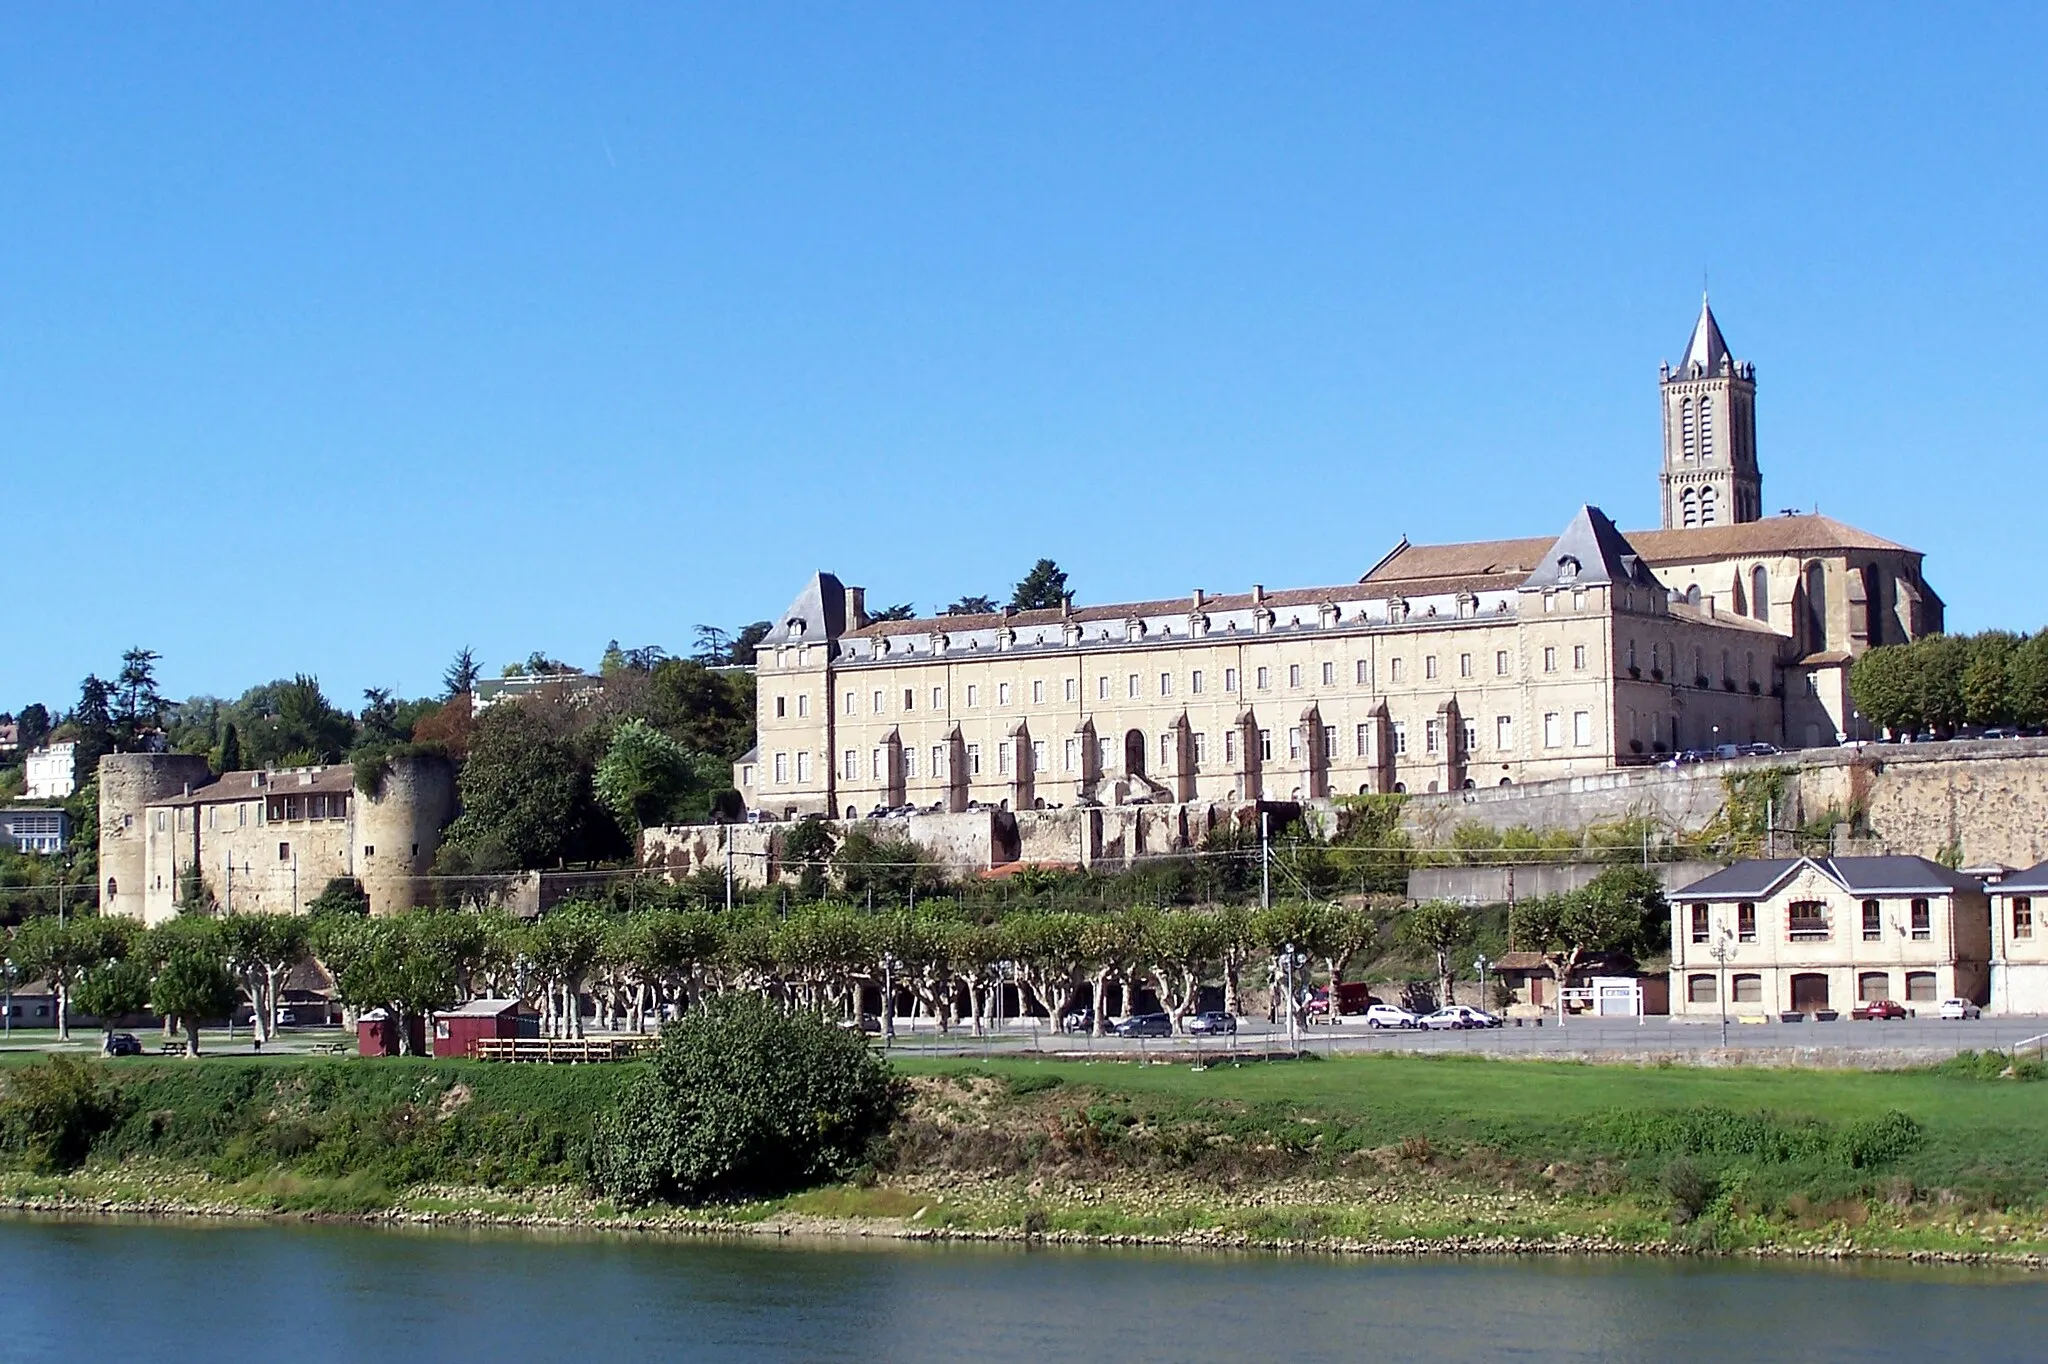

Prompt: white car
xmin=1419 ymin=1005 xmax=1502 ymax=1030
xmin=1362 ymin=1003 xmax=1421 ymax=1029
xmin=1937 ymin=998 xmax=1982 ymax=1020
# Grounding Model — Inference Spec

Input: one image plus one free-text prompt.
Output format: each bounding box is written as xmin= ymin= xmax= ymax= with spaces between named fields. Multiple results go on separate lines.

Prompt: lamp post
xmin=1283 ymin=941 xmax=1300 ymax=1054
xmin=1474 ymin=954 xmax=1491 ymax=1014
xmin=1709 ymin=931 xmax=1735 ymax=1049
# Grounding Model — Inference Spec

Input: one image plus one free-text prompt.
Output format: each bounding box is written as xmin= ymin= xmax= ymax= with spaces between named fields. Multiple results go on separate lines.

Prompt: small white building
xmin=1989 ymin=861 xmax=2048 ymax=1015
xmin=1 ymin=807 xmax=70 ymax=854
xmin=24 ymin=742 xmax=77 ymax=801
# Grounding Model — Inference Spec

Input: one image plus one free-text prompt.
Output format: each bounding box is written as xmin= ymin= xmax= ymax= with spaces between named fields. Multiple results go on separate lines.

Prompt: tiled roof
xmin=158 ymin=766 xmax=356 ymax=807
xmin=1673 ymin=856 xmax=1980 ymax=899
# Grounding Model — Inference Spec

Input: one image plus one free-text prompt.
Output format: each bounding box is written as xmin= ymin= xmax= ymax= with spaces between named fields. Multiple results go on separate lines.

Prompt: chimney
xmin=1192 ymin=588 xmax=1205 ymax=609
xmin=1252 ymin=584 xmax=1266 ymax=605
xmin=1061 ymin=592 xmax=1073 ymax=619
xmin=844 ymin=585 xmax=867 ymax=629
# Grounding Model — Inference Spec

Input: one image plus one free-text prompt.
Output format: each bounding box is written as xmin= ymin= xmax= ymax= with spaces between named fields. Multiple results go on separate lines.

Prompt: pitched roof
xmin=159 ymin=766 xmax=355 ymax=807
xmin=1673 ymin=856 xmax=1981 ymax=900
xmin=1519 ymin=506 xmax=1663 ymax=592
xmin=1994 ymin=860 xmax=2048 ymax=895
xmin=1678 ymin=296 xmax=1732 ymax=374
xmin=762 ymin=572 xmax=851 ymax=647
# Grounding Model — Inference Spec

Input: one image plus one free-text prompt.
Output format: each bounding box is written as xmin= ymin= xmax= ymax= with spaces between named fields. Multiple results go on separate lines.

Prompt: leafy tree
xmin=443 ymin=647 xmax=482 ymax=698
xmin=1851 ymin=643 xmax=1920 ymax=737
xmin=112 ymin=647 xmax=165 ymax=744
xmin=305 ymin=876 xmax=370 ymax=918
xmin=591 ymin=993 xmax=902 ymax=1207
xmin=11 ymin=916 xmax=128 ymax=1041
xmin=234 ymin=676 xmax=357 ymax=766
xmin=68 ymin=675 xmax=116 ymax=783
xmin=1962 ymin=632 xmax=2021 ymax=727
xmin=0 ymin=1057 xmax=121 ymax=1170
xmin=312 ymin=913 xmax=462 ymax=1054
xmin=945 ymin=595 xmax=998 ymax=615
xmin=645 ymin=658 xmax=756 ymax=762
xmin=1580 ymin=863 xmax=1672 ymax=959
xmin=217 ymin=912 xmax=310 ymax=1043
xmin=1914 ymin=635 xmax=1971 ymax=734
xmin=691 ymin=625 xmax=733 ymax=665
xmin=595 ymin=718 xmax=698 ymax=836
xmin=215 ymin=721 xmax=243 ymax=775
xmin=1398 ymin=900 xmax=1475 ymax=1007
xmin=358 ymin=688 xmax=405 ymax=747
xmin=780 ymin=819 xmax=838 ymax=900
xmin=727 ymin=622 xmax=771 ymax=663
xmin=438 ymin=704 xmax=586 ymax=871
xmin=869 ymin=603 xmax=916 ymax=622
xmin=2011 ymin=633 xmax=2048 ymax=729
xmin=1510 ymin=885 xmax=1641 ymax=1003
xmin=1010 ymin=559 xmax=1070 ymax=610
xmin=147 ymin=919 xmax=238 ymax=1056
xmin=15 ymin=703 xmax=51 ymax=751
xmin=74 ymin=957 xmax=151 ymax=1047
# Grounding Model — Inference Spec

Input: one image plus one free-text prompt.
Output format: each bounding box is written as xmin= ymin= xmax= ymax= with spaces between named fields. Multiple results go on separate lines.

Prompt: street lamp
xmin=1473 ymin=954 xmax=1491 ymax=1013
xmin=1708 ymin=930 xmax=1735 ymax=1049
xmin=1282 ymin=941 xmax=1300 ymax=1054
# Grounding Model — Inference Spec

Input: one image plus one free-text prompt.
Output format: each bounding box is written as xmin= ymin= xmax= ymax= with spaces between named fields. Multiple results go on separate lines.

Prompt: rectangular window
xmin=1259 ymin=730 xmax=1273 ymax=761
xmin=933 ymin=687 xmax=944 ymax=709
xmin=1098 ymin=737 xmax=1114 ymax=769
xmin=1787 ymin=900 xmax=1830 ymax=942
xmin=997 ymin=745 xmax=1010 ymax=775
xmin=967 ymin=744 xmax=982 ymax=776
xmin=871 ymin=749 xmax=883 ymax=779
xmin=1496 ymin=650 xmax=1510 ymax=676
xmin=1032 ymin=679 xmax=1045 ymax=705
xmin=1459 ymin=653 xmax=1472 ymax=679
xmin=796 ymin=751 xmax=813 ymax=783
xmin=1911 ymin=898 xmax=1931 ymax=941
xmin=1424 ymin=656 xmax=1438 ymax=681
xmin=1425 ymin=719 xmax=1441 ymax=754
xmin=1323 ymin=725 xmax=1336 ymax=759
xmin=844 ymin=750 xmax=858 ymax=780
xmin=1191 ymin=670 xmax=1204 ymax=695
xmin=1356 ymin=658 xmax=1370 ymax=686
xmin=1225 ymin=667 xmax=1239 ymax=692
xmin=1390 ymin=658 xmax=1404 ymax=683
xmin=1543 ymin=713 xmax=1561 ymax=748
xmin=1193 ymin=732 xmax=1208 ymax=766
xmin=1321 ymin=661 xmax=1334 ymax=686
xmin=1738 ymin=902 xmax=1756 ymax=942
xmin=1732 ymin=974 xmax=1763 ymax=1004
xmin=1543 ymin=646 xmax=1557 ymax=673
xmin=278 ymin=842 xmax=291 ymax=862
xmin=775 ymin=696 xmax=787 ymax=719
xmin=873 ymin=690 xmax=884 ymax=713
xmin=1573 ymin=644 xmax=1586 ymax=671
xmin=2016 ymin=896 xmax=2035 ymax=939
xmin=1355 ymin=723 xmax=1370 ymax=757
xmin=1572 ymin=711 xmax=1591 ymax=746
xmin=1461 ymin=718 xmax=1477 ymax=755
xmin=1688 ymin=974 xmax=1717 ymax=1005
xmin=1159 ymin=733 xmax=1173 ymax=766
xmin=1065 ymin=677 xmax=1077 ymax=702
xmin=933 ymin=746 xmax=947 ymax=778
xmin=1128 ymin=674 xmax=1141 ymax=699
xmin=1392 ymin=721 xmax=1408 ymax=755
xmin=1064 ymin=738 xmax=1077 ymax=771
xmin=1288 ymin=664 xmax=1302 ymax=689
xmin=1256 ymin=667 xmax=1271 ymax=691
xmin=1906 ymin=971 xmax=1938 ymax=1003
xmin=1690 ymin=903 xmax=1710 ymax=944
xmin=797 ymin=694 xmax=809 ymax=718
xmin=773 ymin=752 xmax=789 ymax=784
xmin=1288 ymin=727 xmax=1302 ymax=760
xmin=1496 ymin=716 xmax=1513 ymax=751
xmin=1032 ymin=740 xmax=1046 ymax=773
xmin=998 ymin=682 xmax=1011 ymax=706
xmin=1159 ymin=673 xmax=1172 ymax=697
xmin=903 ymin=688 xmax=914 ymax=711
xmin=1225 ymin=730 xmax=1238 ymax=763
xmin=967 ymin=684 xmax=980 ymax=707
xmin=844 ymin=691 xmax=856 ymax=715
xmin=1863 ymin=899 xmax=1882 ymax=941
xmin=1098 ymin=676 xmax=1110 ymax=700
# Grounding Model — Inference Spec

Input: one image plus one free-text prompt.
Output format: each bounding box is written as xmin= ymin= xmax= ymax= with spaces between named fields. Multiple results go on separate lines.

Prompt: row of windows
xmin=1686 ymin=898 xmax=1933 ymax=946
xmin=787 ymin=648 xmax=1585 ymax=722
xmin=1685 ymin=971 xmax=1941 ymax=1006
xmin=1625 ymin=639 xmax=1765 ymax=688
xmin=164 ymin=795 xmax=349 ymax=833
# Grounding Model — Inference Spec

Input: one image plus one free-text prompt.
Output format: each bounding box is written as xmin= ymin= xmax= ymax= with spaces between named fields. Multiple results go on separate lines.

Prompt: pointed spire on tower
xmin=1680 ymin=293 xmax=1730 ymax=375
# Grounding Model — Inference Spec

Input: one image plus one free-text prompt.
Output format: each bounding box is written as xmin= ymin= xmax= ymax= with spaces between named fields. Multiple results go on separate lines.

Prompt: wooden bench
xmin=159 ymin=1040 xmax=190 ymax=1056
xmin=310 ymin=1041 xmax=350 ymax=1055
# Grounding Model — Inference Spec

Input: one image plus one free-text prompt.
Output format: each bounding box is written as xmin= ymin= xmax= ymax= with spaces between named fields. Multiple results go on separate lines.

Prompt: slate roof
xmin=1678 ymin=296 xmax=1732 ymax=374
xmin=1672 ymin=856 xmax=1982 ymax=900
xmin=1993 ymin=860 xmax=2048 ymax=895
xmin=762 ymin=572 xmax=852 ymax=647
xmin=159 ymin=766 xmax=355 ymax=807
xmin=1519 ymin=506 xmax=1663 ymax=592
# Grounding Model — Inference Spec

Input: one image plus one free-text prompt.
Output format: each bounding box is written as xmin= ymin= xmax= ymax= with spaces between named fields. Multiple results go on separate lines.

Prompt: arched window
xmin=1684 ymin=584 xmax=1702 ymax=607
xmin=1698 ymin=396 xmax=1714 ymax=461
xmin=106 ymin=878 xmax=118 ymax=901
xmin=1699 ymin=486 xmax=1717 ymax=525
xmin=1751 ymin=565 xmax=1769 ymax=623
xmin=1680 ymin=398 xmax=1696 ymax=463
xmin=1802 ymin=561 xmax=1828 ymax=649
xmin=1680 ymin=488 xmax=1699 ymax=527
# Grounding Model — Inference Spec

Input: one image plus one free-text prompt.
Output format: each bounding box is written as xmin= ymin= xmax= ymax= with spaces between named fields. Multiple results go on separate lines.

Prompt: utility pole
xmin=1710 ymin=932 xmax=1734 ymax=1049
xmin=1260 ymin=810 xmax=1271 ymax=913
xmin=724 ymin=835 xmax=734 ymax=913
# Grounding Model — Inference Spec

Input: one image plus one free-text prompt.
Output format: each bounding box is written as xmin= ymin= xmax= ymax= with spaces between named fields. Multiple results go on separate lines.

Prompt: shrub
xmin=1661 ymin=1156 xmax=1716 ymax=1224
xmin=1837 ymin=1110 xmax=1923 ymax=1169
xmin=0 ymin=1057 xmax=124 ymax=1170
xmin=590 ymin=995 xmax=904 ymax=1207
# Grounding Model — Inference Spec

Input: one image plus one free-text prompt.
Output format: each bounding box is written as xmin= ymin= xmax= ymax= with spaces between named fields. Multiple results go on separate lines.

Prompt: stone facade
xmin=1989 ymin=862 xmax=2048 ymax=1014
xmin=99 ymin=752 xmax=454 ymax=925
xmin=1668 ymin=856 xmax=1991 ymax=1017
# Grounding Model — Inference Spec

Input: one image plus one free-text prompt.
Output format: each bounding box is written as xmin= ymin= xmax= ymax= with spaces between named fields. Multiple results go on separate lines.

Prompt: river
xmin=1 ymin=1217 xmax=2041 ymax=1362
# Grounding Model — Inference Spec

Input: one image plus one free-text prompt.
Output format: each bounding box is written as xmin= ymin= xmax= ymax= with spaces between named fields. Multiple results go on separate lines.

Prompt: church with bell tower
xmin=1659 ymin=296 xmax=1762 ymax=529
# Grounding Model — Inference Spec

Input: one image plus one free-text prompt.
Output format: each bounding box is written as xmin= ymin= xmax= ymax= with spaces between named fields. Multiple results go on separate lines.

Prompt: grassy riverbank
xmin=3 ymin=1051 xmax=2046 ymax=1259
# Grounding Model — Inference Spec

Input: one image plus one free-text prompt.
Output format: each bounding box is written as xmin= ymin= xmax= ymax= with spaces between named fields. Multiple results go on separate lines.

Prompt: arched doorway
xmin=1790 ymin=973 xmax=1830 ymax=1013
xmin=1123 ymin=729 xmax=1146 ymax=777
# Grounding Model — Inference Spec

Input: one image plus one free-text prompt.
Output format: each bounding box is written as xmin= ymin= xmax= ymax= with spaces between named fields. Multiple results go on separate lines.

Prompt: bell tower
xmin=1659 ymin=296 xmax=1761 ymax=529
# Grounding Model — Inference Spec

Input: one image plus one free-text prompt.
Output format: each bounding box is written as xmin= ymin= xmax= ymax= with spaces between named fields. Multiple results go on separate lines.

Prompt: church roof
xmin=1364 ymin=514 xmax=1917 ymax=586
xmin=1678 ymin=296 xmax=1732 ymax=374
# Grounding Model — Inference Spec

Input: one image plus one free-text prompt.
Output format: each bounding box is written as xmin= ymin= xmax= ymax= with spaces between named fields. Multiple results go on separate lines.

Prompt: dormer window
xmin=1557 ymin=555 xmax=1580 ymax=583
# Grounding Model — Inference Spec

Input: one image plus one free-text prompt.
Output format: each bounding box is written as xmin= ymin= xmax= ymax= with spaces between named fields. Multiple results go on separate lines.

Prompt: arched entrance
xmin=1123 ymin=729 xmax=1146 ymax=777
xmin=1790 ymin=973 xmax=1830 ymax=1013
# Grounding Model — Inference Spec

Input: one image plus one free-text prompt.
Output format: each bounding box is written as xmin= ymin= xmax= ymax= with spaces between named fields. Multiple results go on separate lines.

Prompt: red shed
xmin=357 ymin=1008 xmax=427 ymax=1057
xmin=432 ymin=999 xmax=527 ymax=1058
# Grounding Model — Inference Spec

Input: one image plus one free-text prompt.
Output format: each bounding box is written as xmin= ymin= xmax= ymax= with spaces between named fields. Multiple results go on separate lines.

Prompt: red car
xmin=1851 ymin=999 xmax=1910 ymax=1020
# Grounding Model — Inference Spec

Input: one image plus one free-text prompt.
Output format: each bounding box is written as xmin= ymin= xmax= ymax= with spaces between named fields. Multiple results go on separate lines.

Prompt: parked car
xmin=1938 ymin=998 xmax=1982 ymax=1020
xmin=103 ymin=1032 xmax=143 ymax=1057
xmin=1061 ymin=1008 xmax=1096 ymax=1033
xmin=1362 ymin=1003 xmax=1422 ymax=1029
xmin=1740 ymin=742 xmax=1782 ymax=756
xmin=1419 ymin=1005 xmax=1502 ymax=1030
xmin=1110 ymin=1013 xmax=1173 ymax=1038
xmin=1851 ymin=999 xmax=1911 ymax=1021
xmin=1186 ymin=1011 xmax=1237 ymax=1036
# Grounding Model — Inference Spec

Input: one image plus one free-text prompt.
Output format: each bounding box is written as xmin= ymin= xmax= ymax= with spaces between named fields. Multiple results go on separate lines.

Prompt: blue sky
xmin=5 ymin=4 xmax=2044 ymax=713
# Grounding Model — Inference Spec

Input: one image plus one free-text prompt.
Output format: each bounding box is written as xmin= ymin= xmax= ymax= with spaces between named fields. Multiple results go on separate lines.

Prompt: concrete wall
xmin=1408 ymin=859 xmax=1728 ymax=905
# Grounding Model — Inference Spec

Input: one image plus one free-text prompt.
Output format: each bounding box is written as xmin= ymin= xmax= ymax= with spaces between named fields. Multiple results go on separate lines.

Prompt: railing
xmin=471 ymin=1036 xmax=654 ymax=1064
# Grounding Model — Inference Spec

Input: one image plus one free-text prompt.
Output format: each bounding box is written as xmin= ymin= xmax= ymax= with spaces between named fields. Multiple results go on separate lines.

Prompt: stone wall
xmin=1408 ymin=859 xmax=1729 ymax=905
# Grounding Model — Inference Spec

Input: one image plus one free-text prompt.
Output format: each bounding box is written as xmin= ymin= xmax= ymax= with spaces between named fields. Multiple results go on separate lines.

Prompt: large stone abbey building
xmin=735 ymin=301 xmax=1943 ymax=820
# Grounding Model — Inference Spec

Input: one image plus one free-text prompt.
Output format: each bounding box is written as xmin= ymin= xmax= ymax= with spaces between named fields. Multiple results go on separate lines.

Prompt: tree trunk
xmin=1090 ymin=969 xmax=1111 ymax=1036
xmin=185 ymin=1017 xmax=202 ymax=1057
xmin=55 ymin=982 xmax=70 ymax=1042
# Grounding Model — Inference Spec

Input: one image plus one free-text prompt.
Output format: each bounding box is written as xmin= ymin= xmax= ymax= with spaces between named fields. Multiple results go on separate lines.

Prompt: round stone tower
xmin=352 ymin=752 xmax=457 ymax=915
xmin=97 ymin=752 xmax=212 ymax=921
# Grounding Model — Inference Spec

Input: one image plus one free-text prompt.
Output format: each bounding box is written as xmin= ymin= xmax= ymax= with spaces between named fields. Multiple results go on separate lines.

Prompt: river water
xmin=2 ymin=1217 xmax=2041 ymax=1362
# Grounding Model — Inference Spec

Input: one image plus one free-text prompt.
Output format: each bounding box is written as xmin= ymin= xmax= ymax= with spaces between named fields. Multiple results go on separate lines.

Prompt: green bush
xmin=1661 ymin=1156 xmax=1716 ymax=1224
xmin=1837 ymin=1110 xmax=1924 ymax=1169
xmin=590 ymin=995 xmax=904 ymax=1207
xmin=0 ymin=1057 xmax=125 ymax=1170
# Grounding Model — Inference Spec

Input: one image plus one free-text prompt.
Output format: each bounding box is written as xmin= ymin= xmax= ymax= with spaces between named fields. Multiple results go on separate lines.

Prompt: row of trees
xmin=1850 ymin=630 xmax=2048 ymax=737
xmin=5 ymin=864 xmax=1663 ymax=1056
